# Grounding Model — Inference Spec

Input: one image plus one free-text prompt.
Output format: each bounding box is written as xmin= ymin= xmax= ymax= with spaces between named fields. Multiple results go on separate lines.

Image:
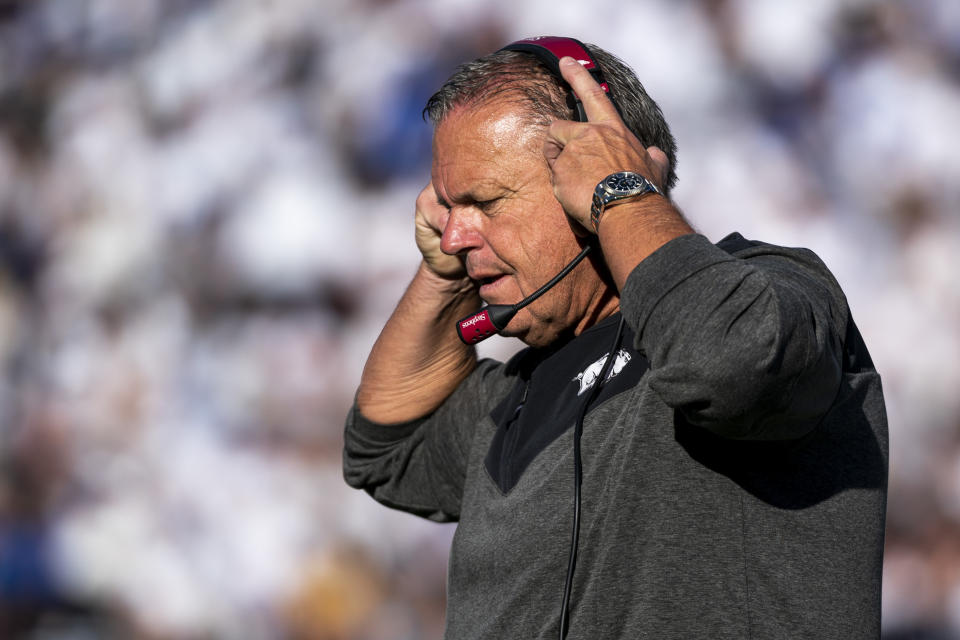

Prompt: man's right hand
xmin=414 ymin=182 xmax=469 ymax=280
xmin=357 ymin=181 xmax=480 ymax=424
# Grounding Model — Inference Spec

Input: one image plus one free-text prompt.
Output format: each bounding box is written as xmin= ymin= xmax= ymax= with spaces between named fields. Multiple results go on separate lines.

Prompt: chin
xmin=503 ymin=316 xmax=562 ymax=349
xmin=498 ymin=316 xmax=537 ymax=346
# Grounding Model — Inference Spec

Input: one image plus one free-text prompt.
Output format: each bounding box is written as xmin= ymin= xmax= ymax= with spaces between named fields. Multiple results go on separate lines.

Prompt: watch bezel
xmin=603 ymin=171 xmax=646 ymax=195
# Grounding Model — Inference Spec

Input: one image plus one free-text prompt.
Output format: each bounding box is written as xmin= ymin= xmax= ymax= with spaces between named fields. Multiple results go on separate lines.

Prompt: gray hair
xmin=423 ymin=42 xmax=678 ymax=194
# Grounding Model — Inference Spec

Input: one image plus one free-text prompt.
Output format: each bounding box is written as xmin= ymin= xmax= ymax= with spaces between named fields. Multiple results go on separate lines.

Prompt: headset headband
xmin=498 ymin=36 xmax=613 ymax=122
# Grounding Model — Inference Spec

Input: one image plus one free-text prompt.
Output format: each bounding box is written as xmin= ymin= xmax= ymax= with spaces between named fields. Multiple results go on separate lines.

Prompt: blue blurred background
xmin=0 ymin=0 xmax=958 ymax=638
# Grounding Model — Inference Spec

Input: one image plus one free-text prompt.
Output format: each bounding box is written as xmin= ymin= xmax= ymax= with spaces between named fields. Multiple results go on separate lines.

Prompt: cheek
xmin=530 ymin=208 xmax=584 ymax=267
xmin=497 ymin=186 xmax=575 ymax=279
xmin=512 ymin=234 xmax=581 ymax=301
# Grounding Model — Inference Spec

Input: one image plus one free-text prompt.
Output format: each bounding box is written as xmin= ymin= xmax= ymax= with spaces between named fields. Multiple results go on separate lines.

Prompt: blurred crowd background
xmin=0 ymin=0 xmax=958 ymax=638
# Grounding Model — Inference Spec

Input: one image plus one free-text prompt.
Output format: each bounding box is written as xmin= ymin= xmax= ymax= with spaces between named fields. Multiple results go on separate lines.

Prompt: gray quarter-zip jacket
xmin=344 ymin=233 xmax=888 ymax=639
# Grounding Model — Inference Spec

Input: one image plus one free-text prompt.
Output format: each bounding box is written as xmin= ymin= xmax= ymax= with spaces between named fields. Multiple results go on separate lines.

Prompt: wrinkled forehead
xmin=432 ymin=98 xmax=543 ymax=159
xmin=430 ymin=99 xmax=549 ymax=201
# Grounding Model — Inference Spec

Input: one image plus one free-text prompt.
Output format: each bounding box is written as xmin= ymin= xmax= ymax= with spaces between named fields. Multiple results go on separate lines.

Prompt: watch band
xmin=590 ymin=171 xmax=660 ymax=233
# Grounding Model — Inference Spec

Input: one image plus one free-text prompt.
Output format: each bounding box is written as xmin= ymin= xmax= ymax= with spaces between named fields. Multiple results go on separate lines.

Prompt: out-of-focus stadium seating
xmin=1 ymin=0 xmax=958 ymax=637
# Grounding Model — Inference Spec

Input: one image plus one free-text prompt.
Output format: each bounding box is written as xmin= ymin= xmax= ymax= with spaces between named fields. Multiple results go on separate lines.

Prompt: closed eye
xmin=476 ymin=199 xmax=500 ymax=214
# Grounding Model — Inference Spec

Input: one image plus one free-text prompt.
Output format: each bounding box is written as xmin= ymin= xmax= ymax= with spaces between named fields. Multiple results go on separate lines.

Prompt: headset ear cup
xmin=565 ymin=91 xmax=583 ymax=121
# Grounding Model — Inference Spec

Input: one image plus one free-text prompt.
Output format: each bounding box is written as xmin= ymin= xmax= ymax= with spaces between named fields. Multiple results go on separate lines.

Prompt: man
xmin=344 ymin=38 xmax=888 ymax=639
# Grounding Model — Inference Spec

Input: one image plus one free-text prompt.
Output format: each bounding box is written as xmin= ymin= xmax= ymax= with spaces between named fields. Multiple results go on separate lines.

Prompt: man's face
xmin=431 ymin=98 xmax=607 ymax=346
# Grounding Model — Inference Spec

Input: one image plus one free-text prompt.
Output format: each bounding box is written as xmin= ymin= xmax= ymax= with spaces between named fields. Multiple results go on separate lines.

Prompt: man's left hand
xmin=544 ymin=56 xmax=669 ymax=230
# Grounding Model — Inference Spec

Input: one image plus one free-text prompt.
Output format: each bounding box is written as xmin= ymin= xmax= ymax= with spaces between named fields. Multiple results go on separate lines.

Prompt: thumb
xmin=543 ymin=138 xmax=563 ymax=171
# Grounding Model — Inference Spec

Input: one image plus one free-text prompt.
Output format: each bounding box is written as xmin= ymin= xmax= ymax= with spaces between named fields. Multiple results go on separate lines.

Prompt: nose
xmin=440 ymin=206 xmax=484 ymax=256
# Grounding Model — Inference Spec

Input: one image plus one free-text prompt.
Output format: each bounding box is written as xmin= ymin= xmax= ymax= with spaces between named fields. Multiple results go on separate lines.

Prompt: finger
xmin=415 ymin=181 xmax=434 ymax=208
xmin=416 ymin=182 xmax=449 ymax=230
xmin=646 ymin=146 xmax=670 ymax=190
xmin=545 ymin=119 xmax=583 ymax=150
xmin=543 ymin=137 xmax=562 ymax=170
xmin=558 ymin=56 xmax=620 ymax=124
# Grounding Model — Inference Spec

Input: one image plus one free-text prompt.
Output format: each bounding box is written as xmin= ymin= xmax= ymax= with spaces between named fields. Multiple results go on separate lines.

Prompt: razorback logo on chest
xmin=573 ymin=349 xmax=632 ymax=396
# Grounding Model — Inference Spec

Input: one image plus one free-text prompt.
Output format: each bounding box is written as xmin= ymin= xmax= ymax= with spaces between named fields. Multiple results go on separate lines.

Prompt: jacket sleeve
xmin=620 ymin=233 xmax=849 ymax=440
xmin=343 ymin=358 xmax=513 ymax=522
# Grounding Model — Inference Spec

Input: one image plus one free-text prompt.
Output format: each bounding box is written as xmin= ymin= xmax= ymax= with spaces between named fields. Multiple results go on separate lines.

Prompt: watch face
xmin=605 ymin=172 xmax=645 ymax=194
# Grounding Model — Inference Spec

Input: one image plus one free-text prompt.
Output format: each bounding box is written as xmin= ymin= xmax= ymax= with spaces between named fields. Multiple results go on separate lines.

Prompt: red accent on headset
xmin=457 ymin=309 xmax=499 ymax=345
xmin=500 ymin=37 xmax=611 ymax=95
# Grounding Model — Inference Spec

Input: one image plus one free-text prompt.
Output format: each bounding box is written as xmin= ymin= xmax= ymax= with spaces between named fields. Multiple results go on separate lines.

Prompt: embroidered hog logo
xmin=574 ymin=349 xmax=632 ymax=396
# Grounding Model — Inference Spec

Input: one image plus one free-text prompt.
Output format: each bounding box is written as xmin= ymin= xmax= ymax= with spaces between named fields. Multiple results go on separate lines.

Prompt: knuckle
xmin=547 ymin=122 xmax=565 ymax=143
xmin=580 ymin=126 xmax=605 ymax=145
xmin=584 ymin=85 xmax=609 ymax=105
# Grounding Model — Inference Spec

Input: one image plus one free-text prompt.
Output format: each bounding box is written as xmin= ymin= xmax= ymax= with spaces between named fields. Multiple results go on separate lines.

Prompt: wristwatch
xmin=590 ymin=171 xmax=661 ymax=232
